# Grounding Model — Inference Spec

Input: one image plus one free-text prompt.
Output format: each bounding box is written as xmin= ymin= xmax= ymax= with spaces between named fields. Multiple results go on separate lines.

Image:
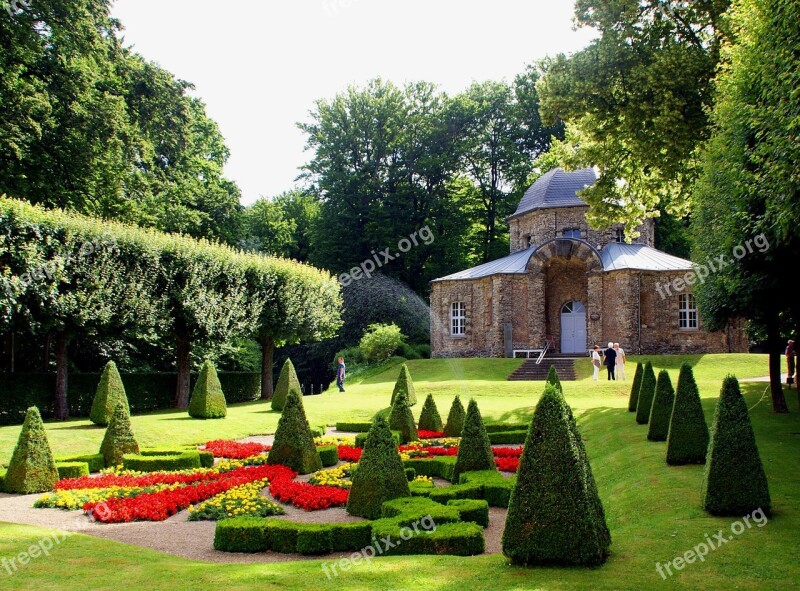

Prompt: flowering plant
xmin=188 ymin=478 xmax=283 ymax=520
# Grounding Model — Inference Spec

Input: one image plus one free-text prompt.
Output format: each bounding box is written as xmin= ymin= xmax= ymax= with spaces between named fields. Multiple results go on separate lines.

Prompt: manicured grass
xmin=1 ymin=354 xmax=798 ymax=590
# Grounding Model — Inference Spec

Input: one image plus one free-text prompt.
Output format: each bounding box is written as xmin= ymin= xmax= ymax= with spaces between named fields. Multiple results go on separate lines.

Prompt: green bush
xmin=380 ymin=496 xmax=461 ymax=525
xmin=347 ymin=416 xmax=410 ymax=519
xmin=502 ymin=385 xmax=610 ymax=567
xmin=484 ymin=422 xmax=529 ymax=433
xmin=702 ymin=376 xmax=771 ymax=516
xmin=3 ymin=407 xmax=59 ymax=493
xmin=666 ymin=362 xmax=710 ymax=465
xmin=390 ymin=363 xmax=418 ymax=406
xmin=123 ymin=451 xmax=202 ymax=472
xmin=55 ymin=453 xmax=105 ymax=473
xmin=417 ymin=394 xmax=443 ymax=432
xmin=296 ymin=526 xmax=334 ymax=555
xmin=443 ymin=395 xmax=466 ymax=437
xmin=271 ymin=358 xmax=301 ymax=412
xmin=460 ymin=470 xmax=516 ymax=508
xmin=317 ymin=445 xmax=339 ymax=467
xmin=264 ymin=519 xmax=299 ymax=553
xmin=408 ymin=479 xmax=435 ymax=496
xmin=453 ymin=399 xmax=496 ymax=482
xmin=0 ymin=470 xmax=5 ymax=491
xmin=488 ymin=430 xmax=528 ymax=444
xmin=55 ymin=462 xmax=89 ymax=480
xmin=397 ymin=341 xmax=422 ymax=360
xmin=356 ymin=431 xmax=401 ymax=448
xmin=213 ymin=517 xmax=268 ymax=552
xmin=99 ymin=403 xmax=140 ymax=468
xmin=89 ymin=361 xmax=130 ymax=426
xmin=370 ymin=519 xmax=484 ymax=556
xmin=389 ymin=387 xmax=418 ymax=444
xmin=359 ymin=323 xmax=405 ymax=364
xmin=331 ymin=522 xmax=373 ymax=552
xmin=402 ymin=456 xmax=457 ymax=482
xmin=267 ymin=389 xmax=322 ymax=474
xmin=335 ymin=421 xmax=372 ymax=432
xmin=448 ymin=498 xmax=490 ymax=527
xmin=546 ymin=365 xmax=563 ymax=392
xmin=635 ymin=361 xmax=657 ymax=424
xmin=404 ymin=467 xmax=416 ymax=481
xmin=188 ymin=360 xmax=227 ymax=419
xmin=428 ymin=482 xmax=484 ymax=504
xmin=647 ymin=370 xmax=675 ymax=441
xmin=628 ymin=362 xmax=644 ymax=412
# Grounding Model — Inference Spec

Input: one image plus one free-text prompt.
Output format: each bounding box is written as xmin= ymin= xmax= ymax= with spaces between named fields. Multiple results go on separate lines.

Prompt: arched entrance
xmin=560 ymin=301 xmax=587 ymax=354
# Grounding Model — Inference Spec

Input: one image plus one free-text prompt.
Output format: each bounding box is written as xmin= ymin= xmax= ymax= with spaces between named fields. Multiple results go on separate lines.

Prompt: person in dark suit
xmin=603 ymin=342 xmax=617 ymax=380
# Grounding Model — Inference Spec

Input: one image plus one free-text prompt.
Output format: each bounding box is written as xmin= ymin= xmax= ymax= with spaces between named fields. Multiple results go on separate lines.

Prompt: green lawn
xmin=2 ymin=353 xmax=799 ymax=590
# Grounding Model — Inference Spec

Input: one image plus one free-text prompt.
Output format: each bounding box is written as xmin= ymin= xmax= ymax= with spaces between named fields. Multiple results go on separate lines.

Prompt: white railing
xmin=535 ymin=338 xmax=551 ymax=365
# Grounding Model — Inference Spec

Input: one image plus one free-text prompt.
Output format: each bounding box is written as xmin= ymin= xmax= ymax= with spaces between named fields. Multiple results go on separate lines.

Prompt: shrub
xmin=484 ymin=422 xmax=529 ymax=433
xmin=702 ymin=376 xmax=771 ymax=516
xmin=335 ymin=421 xmax=372 ymax=432
xmin=448 ymin=498 xmax=490 ymax=527
xmin=380 ymin=496 xmax=461 ymax=525
xmin=388 ymin=387 xmax=418 ymax=444
xmin=370 ymin=519 xmax=484 ymax=556
xmin=346 ymin=416 xmax=410 ymax=519
xmin=188 ymin=360 xmax=227 ymax=419
xmin=390 ymin=363 xmax=418 ymax=406
xmin=546 ymin=365 xmax=562 ymax=392
xmin=397 ymin=341 xmax=422 ymax=360
xmin=99 ymin=403 xmax=140 ymax=468
xmin=417 ymin=394 xmax=443 ymax=432
xmin=122 ymin=451 xmax=202 ymax=472
xmin=272 ymin=358 xmax=301 ymax=412
xmin=487 ymin=430 xmax=527 ymax=444
xmin=55 ymin=453 xmax=105 ymax=473
xmin=317 ymin=445 xmax=339 ymax=467
xmin=89 ymin=361 xmax=130 ymax=426
xmin=628 ymin=362 xmax=644 ymax=412
xmin=331 ymin=522 xmax=373 ymax=552
xmin=213 ymin=517 xmax=268 ymax=552
xmin=356 ymin=430 xmax=400 ymax=448
xmin=502 ymin=384 xmax=610 ymax=566
xmin=635 ymin=361 xmax=657 ymax=424
xmin=443 ymin=395 xmax=466 ymax=437
xmin=267 ymin=389 xmax=322 ymax=474
xmin=647 ymin=370 xmax=675 ymax=441
xmin=359 ymin=323 xmax=405 ymax=364
xmin=409 ymin=479 xmax=435 ymax=496
xmin=453 ymin=399 xmax=496 ymax=482
xmin=404 ymin=467 xmax=416 ymax=481
xmin=460 ymin=470 xmax=516 ymax=508
xmin=56 ymin=462 xmax=89 ymax=480
xmin=428 ymin=482 xmax=484 ymax=504
xmin=402 ymin=456 xmax=456 ymax=482
xmin=3 ymin=407 xmax=59 ymax=493
xmin=666 ymin=362 xmax=710 ymax=465
xmin=296 ymin=526 xmax=334 ymax=555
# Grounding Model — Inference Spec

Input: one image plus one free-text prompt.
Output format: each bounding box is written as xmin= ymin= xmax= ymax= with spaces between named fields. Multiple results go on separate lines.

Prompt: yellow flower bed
xmin=35 ymin=483 xmax=180 ymax=511
xmin=308 ymin=463 xmax=355 ymax=489
xmin=187 ymin=478 xmax=283 ymax=521
xmin=314 ymin=435 xmax=356 ymax=447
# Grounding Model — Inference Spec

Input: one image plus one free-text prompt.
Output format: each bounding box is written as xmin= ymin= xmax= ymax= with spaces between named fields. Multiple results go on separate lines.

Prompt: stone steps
xmin=508 ymin=358 xmax=577 ymax=381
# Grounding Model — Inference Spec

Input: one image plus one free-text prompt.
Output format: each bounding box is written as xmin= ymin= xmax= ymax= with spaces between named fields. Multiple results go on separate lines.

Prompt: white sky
xmin=110 ymin=0 xmax=597 ymax=205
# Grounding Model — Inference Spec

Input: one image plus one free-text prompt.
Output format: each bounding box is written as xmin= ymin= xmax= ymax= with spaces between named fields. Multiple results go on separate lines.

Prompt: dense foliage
xmin=187 ymin=360 xmax=227 ymax=419
xmin=89 ymin=361 xmax=130 ymax=426
xmin=267 ymin=389 xmax=322 ymax=475
xmin=666 ymin=363 xmax=709 ymax=465
xmin=3 ymin=406 xmax=58 ymax=493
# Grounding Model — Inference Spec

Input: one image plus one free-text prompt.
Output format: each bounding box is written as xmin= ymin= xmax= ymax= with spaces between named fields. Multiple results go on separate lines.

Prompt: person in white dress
xmin=614 ymin=342 xmax=626 ymax=380
xmin=591 ymin=345 xmax=601 ymax=381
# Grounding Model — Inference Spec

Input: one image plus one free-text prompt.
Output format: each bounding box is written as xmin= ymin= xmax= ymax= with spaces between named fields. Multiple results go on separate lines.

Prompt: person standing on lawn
xmin=786 ymin=340 xmax=796 ymax=388
xmin=603 ymin=341 xmax=617 ymax=381
xmin=614 ymin=342 xmax=626 ymax=380
xmin=336 ymin=356 xmax=346 ymax=392
xmin=592 ymin=345 xmax=601 ymax=381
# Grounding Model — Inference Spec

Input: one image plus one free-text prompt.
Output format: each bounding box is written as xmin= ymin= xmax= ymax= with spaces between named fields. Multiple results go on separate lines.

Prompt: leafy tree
xmin=648 ymin=370 xmax=675 ymax=442
xmin=635 ymin=362 xmax=657 ymax=425
xmin=241 ymin=190 xmax=320 ymax=261
xmin=417 ymin=394 xmax=443 ymax=432
xmin=390 ymin=363 xmax=417 ymax=406
xmin=99 ymin=403 xmax=140 ymax=468
xmin=267 ymin=389 xmax=321 ymax=474
xmin=666 ymin=363 xmax=709 ymax=465
xmin=388 ymin=387 xmax=418 ymax=444
xmin=360 ymin=323 xmax=405 ymax=365
xmin=443 ymin=395 xmax=466 ymax=437
xmin=628 ymin=363 xmax=643 ymax=412
xmin=89 ymin=361 xmax=130 ymax=426
xmin=3 ymin=407 xmax=58 ymax=493
xmin=453 ymin=399 xmax=496 ymax=482
xmin=272 ymin=358 xmax=302 ymax=412
xmin=702 ymin=376 xmax=770 ymax=516
xmin=188 ymin=359 xmax=227 ymax=419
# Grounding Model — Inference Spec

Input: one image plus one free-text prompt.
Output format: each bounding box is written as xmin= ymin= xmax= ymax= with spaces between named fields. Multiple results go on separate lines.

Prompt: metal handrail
xmin=535 ymin=338 xmax=551 ymax=365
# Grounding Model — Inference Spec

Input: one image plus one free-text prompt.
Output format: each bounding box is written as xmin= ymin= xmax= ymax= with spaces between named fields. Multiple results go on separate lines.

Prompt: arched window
xmin=450 ymin=302 xmax=466 ymax=336
xmin=679 ymin=294 xmax=698 ymax=330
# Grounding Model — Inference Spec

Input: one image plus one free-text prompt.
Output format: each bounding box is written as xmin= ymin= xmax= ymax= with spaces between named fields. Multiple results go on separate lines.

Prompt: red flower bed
xmin=492 ymin=447 xmax=523 ymax=458
xmin=495 ymin=457 xmax=519 ymax=472
xmin=57 ymin=469 xmax=224 ymax=491
xmin=417 ymin=430 xmax=445 ymax=439
xmin=337 ymin=445 xmax=363 ymax=462
xmin=269 ymin=479 xmax=349 ymax=510
xmin=204 ymin=439 xmax=270 ymax=459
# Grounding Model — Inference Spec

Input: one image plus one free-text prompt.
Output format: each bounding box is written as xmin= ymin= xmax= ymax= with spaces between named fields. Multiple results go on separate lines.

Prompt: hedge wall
xmin=0 ymin=371 xmax=261 ymax=425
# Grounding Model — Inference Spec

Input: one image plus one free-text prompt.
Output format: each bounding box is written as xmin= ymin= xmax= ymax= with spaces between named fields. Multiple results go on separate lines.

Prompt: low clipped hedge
xmin=138 ymin=447 xmax=214 ymax=468
xmin=122 ymin=451 xmax=202 ymax=472
xmin=460 ymin=470 xmax=517 ymax=508
xmin=447 ymin=499 xmax=489 ymax=527
xmin=214 ymin=517 xmax=269 ymax=553
xmin=380 ymin=496 xmax=461 ymax=525
xmin=335 ymin=421 xmax=372 ymax=433
xmin=309 ymin=425 xmax=327 ymax=438
xmin=487 ymin=430 xmax=528 ymax=444
xmin=0 ymin=470 xmax=5 ymax=490
xmin=56 ymin=453 xmax=105 ymax=473
xmin=402 ymin=456 xmax=456 ymax=482
xmin=55 ymin=462 xmax=89 ymax=480
xmin=408 ymin=479 xmax=435 ymax=496
xmin=214 ymin=518 xmax=373 ymax=554
xmin=355 ymin=431 xmax=401 ymax=448
xmin=404 ymin=467 xmax=416 ymax=481
xmin=370 ymin=519 xmax=484 ymax=556
xmin=317 ymin=445 xmax=339 ymax=467
xmin=428 ymin=482 xmax=484 ymax=504
xmin=484 ymin=423 xmax=529 ymax=433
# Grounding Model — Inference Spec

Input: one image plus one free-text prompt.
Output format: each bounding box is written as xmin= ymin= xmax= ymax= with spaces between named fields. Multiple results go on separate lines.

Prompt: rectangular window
xmin=679 ymin=294 xmax=698 ymax=330
xmin=563 ymin=228 xmax=581 ymax=239
xmin=615 ymin=227 xmax=625 ymax=243
xmin=450 ymin=301 xmax=466 ymax=336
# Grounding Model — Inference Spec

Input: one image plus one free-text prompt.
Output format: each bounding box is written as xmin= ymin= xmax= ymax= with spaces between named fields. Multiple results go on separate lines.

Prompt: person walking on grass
xmin=614 ymin=342 xmax=626 ymax=381
xmin=336 ymin=356 xmax=346 ymax=392
xmin=603 ymin=341 xmax=617 ymax=381
xmin=592 ymin=345 xmax=601 ymax=381
xmin=786 ymin=340 xmax=796 ymax=388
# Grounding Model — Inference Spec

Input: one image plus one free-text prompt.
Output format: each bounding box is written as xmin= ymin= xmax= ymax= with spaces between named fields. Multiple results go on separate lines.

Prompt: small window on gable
xmin=563 ymin=228 xmax=581 ymax=239
xmin=450 ymin=301 xmax=466 ymax=336
xmin=679 ymin=294 xmax=698 ymax=330
xmin=615 ymin=227 xmax=625 ymax=243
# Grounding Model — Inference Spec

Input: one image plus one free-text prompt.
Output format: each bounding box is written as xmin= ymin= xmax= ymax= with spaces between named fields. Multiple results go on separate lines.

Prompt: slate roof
xmin=509 ymin=167 xmax=597 ymax=218
xmin=432 ymin=247 xmax=537 ymax=281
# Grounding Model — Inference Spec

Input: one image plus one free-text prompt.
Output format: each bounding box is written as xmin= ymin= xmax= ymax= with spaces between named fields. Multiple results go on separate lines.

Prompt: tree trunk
xmin=767 ymin=317 xmax=789 ymax=413
xmin=54 ymin=332 xmax=69 ymax=420
xmin=174 ymin=336 xmax=192 ymax=409
xmin=43 ymin=333 xmax=51 ymax=372
xmin=260 ymin=336 xmax=275 ymax=400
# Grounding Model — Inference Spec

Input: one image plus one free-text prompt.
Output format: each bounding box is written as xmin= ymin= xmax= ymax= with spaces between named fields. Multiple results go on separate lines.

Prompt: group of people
xmin=591 ymin=342 xmax=626 ymax=381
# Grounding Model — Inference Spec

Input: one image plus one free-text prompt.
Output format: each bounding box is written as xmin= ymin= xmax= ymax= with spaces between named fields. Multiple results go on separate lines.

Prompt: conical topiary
xmin=390 ymin=363 xmax=417 ymax=406
xmin=443 ymin=395 xmax=466 ymax=437
xmin=628 ymin=362 xmax=643 ymax=412
xmin=502 ymin=385 xmax=610 ymax=566
xmin=666 ymin=362 xmax=709 ymax=465
xmin=546 ymin=365 xmax=562 ymax=393
xmin=635 ymin=362 xmax=657 ymax=424
xmin=89 ymin=361 xmax=130 ymax=426
xmin=388 ymin=387 xmax=418 ymax=444
xmin=346 ymin=416 xmax=410 ymax=519
xmin=417 ymin=394 xmax=443 ymax=432
xmin=272 ymin=358 xmax=301 ymax=411
xmin=267 ymin=389 xmax=321 ymax=474
xmin=3 ymin=407 xmax=59 ymax=493
xmin=453 ymin=399 xmax=496 ymax=482
xmin=99 ymin=403 xmax=140 ymax=468
xmin=188 ymin=360 xmax=227 ymax=419
xmin=647 ymin=370 xmax=675 ymax=441
xmin=702 ymin=376 xmax=770 ymax=516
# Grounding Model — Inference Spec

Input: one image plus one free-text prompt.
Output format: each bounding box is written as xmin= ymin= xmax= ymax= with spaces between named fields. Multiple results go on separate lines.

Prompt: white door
xmin=560 ymin=301 xmax=587 ymax=354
